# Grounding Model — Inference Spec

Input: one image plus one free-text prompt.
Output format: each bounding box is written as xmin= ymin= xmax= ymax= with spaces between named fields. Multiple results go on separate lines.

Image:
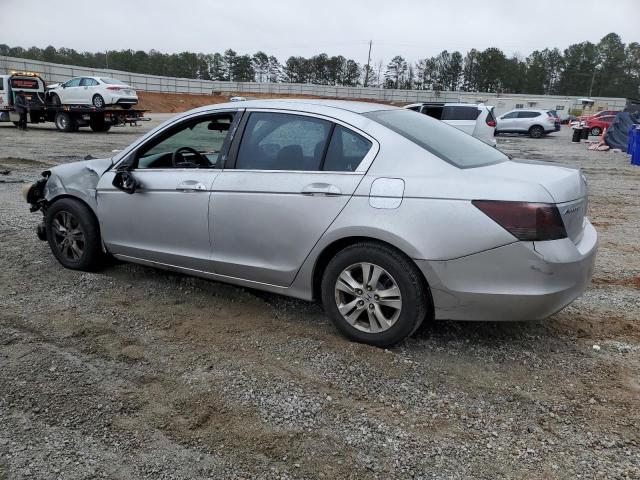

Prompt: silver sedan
xmin=24 ymin=100 xmax=598 ymax=347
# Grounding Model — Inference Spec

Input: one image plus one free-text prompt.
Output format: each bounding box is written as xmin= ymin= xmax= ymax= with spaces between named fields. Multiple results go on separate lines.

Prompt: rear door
xmin=209 ymin=110 xmax=377 ymax=286
xmin=442 ymin=105 xmax=479 ymax=135
xmin=515 ymin=111 xmax=540 ymax=131
xmin=80 ymin=78 xmax=99 ymax=104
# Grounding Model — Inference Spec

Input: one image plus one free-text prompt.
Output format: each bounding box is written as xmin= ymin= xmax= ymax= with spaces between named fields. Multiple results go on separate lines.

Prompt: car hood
xmin=473 ymin=159 xmax=586 ymax=203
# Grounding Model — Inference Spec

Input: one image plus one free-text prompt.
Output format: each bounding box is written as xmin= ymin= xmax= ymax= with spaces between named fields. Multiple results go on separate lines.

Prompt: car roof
xmin=405 ymin=102 xmax=486 ymax=108
xmin=191 ymin=98 xmax=399 ymax=115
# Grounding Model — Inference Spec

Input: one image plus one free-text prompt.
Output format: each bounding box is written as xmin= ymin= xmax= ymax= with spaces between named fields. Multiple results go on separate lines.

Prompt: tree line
xmin=1 ymin=33 xmax=638 ymax=98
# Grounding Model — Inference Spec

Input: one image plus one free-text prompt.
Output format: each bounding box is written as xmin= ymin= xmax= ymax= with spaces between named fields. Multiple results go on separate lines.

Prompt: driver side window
xmin=64 ymin=78 xmax=82 ymax=87
xmin=136 ymin=113 xmax=236 ymax=169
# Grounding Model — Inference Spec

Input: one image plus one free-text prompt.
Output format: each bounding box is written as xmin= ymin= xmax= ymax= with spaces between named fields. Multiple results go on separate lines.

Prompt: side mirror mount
xmin=112 ymin=170 xmax=138 ymax=194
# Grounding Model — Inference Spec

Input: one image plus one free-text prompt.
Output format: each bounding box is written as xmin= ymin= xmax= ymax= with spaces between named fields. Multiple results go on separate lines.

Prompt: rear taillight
xmin=106 ymin=86 xmax=122 ymax=91
xmin=472 ymin=200 xmax=567 ymax=241
xmin=486 ymin=120 xmax=496 ymax=127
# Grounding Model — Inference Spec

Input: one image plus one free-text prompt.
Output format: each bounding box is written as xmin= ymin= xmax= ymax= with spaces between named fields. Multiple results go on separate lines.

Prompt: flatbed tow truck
xmin=0 ymin=71 xmax=149 ymax=132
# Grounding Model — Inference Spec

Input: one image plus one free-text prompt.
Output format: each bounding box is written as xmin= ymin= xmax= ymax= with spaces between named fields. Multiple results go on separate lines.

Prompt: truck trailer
xmin=0 ymin=71 xmax=148 ymax=132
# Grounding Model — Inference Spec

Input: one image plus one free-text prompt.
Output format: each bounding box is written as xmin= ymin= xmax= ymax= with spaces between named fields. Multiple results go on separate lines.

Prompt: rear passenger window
xmin=442 ymin=106 xmax=480 ymax=121
xmin=236 ymin=112 xmax=332 ymax=171
xmin=518 ymin=111 xmax=541 ymax=118
xmin=323 ymin=126 xmax=372 ymax=172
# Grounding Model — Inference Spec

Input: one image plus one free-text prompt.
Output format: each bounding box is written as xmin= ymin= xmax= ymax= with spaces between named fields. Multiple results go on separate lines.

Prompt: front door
xmin=61 ymin=77 xmax=82 ymax=104
xmin=210 ymin=110 xmax=376 ymax=286
xmin=499 ymin=111 xmax=519 ymax=131
xmin=96 ymin=111 xmax=239 ymax=271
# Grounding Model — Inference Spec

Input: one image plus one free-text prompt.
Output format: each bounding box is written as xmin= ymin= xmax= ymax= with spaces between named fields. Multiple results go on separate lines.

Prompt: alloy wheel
xmin=51 ymin=211 xmax=85 ymax=261
xmin=334 ymin=262 xmax=402 ymax=333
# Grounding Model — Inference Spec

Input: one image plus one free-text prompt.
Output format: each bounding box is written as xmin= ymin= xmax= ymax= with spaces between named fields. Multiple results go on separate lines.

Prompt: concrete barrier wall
xmin=0 ymin=55 xmax=627 ymax=113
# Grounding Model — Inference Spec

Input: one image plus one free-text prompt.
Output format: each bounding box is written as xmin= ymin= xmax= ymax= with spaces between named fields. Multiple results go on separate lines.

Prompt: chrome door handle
xmin=301 ymin=183 xmax=341 ymax=196
xmin=176 ymin=180 xmax=207 ymax=192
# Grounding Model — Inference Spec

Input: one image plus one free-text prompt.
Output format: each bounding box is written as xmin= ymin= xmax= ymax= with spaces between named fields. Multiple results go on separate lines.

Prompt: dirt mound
xmin=136 ymin=91 xmax=228 ymax=113
xmin=136 ymin=91 xmax=399 ymax=113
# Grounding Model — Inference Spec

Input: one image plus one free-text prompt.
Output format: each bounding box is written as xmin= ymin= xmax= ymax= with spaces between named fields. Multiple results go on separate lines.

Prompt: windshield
xmin=364 ymin=109 xmax=508 ymax=168
xmin=100 ymin=77 xmax=125 ymax=85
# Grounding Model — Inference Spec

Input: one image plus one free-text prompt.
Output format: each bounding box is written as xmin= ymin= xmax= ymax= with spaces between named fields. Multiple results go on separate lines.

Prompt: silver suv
xmin=495 ymin=109 xmax=557 ymax=138
xmin=405 ymin=103 xmax=497 ymax=146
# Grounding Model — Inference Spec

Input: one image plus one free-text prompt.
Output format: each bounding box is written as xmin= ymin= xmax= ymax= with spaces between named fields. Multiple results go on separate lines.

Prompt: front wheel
xmin=49 ymin=93 xmax=61 ymax=106
xmin=321 ymin=242 xmax=430 ymax=348
xmin=529 ymin=125 xmax=545 ymax=138
xmin=45 ymin=198 xmax=108 ymax=271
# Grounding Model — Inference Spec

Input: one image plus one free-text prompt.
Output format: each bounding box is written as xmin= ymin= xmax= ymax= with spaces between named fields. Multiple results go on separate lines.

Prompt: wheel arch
xmin=309 ymin=235 xmax=433 ymax=310
xmin=46 ymin=194 xmax=99 ymax=220
xmin=45 ymin=194 xmax=108 ymax=252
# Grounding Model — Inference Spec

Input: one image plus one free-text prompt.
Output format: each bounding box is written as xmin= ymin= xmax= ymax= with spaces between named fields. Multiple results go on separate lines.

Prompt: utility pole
xmin=588 ymin=65 xmax=598 ymax=98
xmin=364 ymin=40 xmax=372 ymax=87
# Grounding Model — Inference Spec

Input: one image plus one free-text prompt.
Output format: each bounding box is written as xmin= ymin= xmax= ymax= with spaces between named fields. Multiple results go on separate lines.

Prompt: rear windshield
xmin=364 ymin=109 xmax=507 ymax=168
xmin=487 ymin=107 xmax=496 ymax=123
xmin=100 ymin=77 xmax=125 ymax=85
xmin=442 ymin=105 xmax=479 ymax=121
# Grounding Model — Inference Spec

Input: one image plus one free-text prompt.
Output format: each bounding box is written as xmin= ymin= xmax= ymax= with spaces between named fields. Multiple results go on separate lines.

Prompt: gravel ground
xmin=0 ymin=120 xmax=639 ymax=479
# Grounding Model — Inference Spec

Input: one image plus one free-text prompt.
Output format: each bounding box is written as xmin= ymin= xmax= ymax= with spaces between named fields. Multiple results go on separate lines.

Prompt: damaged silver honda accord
xmin=24 ymin=99 xmax=597 ymax=347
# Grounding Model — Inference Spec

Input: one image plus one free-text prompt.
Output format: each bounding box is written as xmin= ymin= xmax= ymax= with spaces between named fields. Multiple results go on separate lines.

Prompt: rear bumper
xmin=113 ymin=97 xmax=138 ymax=105
xmin=418 ymin=220 xmax=598 ymax=321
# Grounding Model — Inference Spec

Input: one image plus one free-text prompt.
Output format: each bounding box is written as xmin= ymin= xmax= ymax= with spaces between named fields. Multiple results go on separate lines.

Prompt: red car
xmin=586 ymin=115 xmax=616 ymax=136
xmin=579 ymin=110 xmax=620 ymax=123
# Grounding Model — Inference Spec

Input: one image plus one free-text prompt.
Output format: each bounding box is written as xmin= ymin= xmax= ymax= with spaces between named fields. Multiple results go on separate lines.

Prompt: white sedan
xmin=47 ymin=76 xmax=138 ymax=109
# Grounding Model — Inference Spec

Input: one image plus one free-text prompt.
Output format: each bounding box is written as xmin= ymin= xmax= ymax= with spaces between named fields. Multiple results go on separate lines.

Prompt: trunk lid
xmin=475 ymin=159 xmax=588 ymax=243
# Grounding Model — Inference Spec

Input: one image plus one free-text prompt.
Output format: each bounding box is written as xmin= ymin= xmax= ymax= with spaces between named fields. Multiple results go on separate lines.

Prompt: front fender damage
xmin=23 ymin=170 xmax=51 ymax=212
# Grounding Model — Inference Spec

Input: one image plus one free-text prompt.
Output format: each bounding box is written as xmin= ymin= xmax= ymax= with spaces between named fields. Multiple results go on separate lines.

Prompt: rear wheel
xmin=590 ymin=126 xmax=602 ymax=136
xmin=321 ymin=242 xmax=430 ymax=348
xmin=529 ymin=125 xmax=545 ymax=138
xmin=89 ymin=115 xmax=111 ymax=132
xmin=54 ymin=112 xmax=77 ymax=132
xmin=45 ymin=198 xmax=108 ymax=271
xmin=92 ymin=94 xmax=105 ymax=108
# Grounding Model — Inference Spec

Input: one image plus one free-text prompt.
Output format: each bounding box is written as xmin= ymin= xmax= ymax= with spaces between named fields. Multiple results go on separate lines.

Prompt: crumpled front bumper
xmin=418 ymin=220 xmax=598 ymax=321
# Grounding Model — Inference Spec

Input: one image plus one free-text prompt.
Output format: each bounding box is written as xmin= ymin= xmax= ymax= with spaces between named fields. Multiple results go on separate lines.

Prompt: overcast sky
xmin=1 ymin=0 xmax=638 ymax=65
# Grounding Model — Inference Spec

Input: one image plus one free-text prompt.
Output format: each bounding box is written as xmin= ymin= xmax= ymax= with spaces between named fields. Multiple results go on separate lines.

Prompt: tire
xmin=89 ymin=115 xmax=111 ymax=132
xmin=54 ymin=112 xmax=77 ymax=132
xmin=529 ymin=125 xmax=545 ymax=138
xmin=590 ymin=126 xmax=601 ymax=136
xmin=45 ymin=198 xmax=108 ymax=272
xmin=92 ymin=94 xmax=105 ymax=108
xmin=49 ymin=93 xmax=61 ymax=106
xmin=320 ymin=242 xmax=430 ymax=348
